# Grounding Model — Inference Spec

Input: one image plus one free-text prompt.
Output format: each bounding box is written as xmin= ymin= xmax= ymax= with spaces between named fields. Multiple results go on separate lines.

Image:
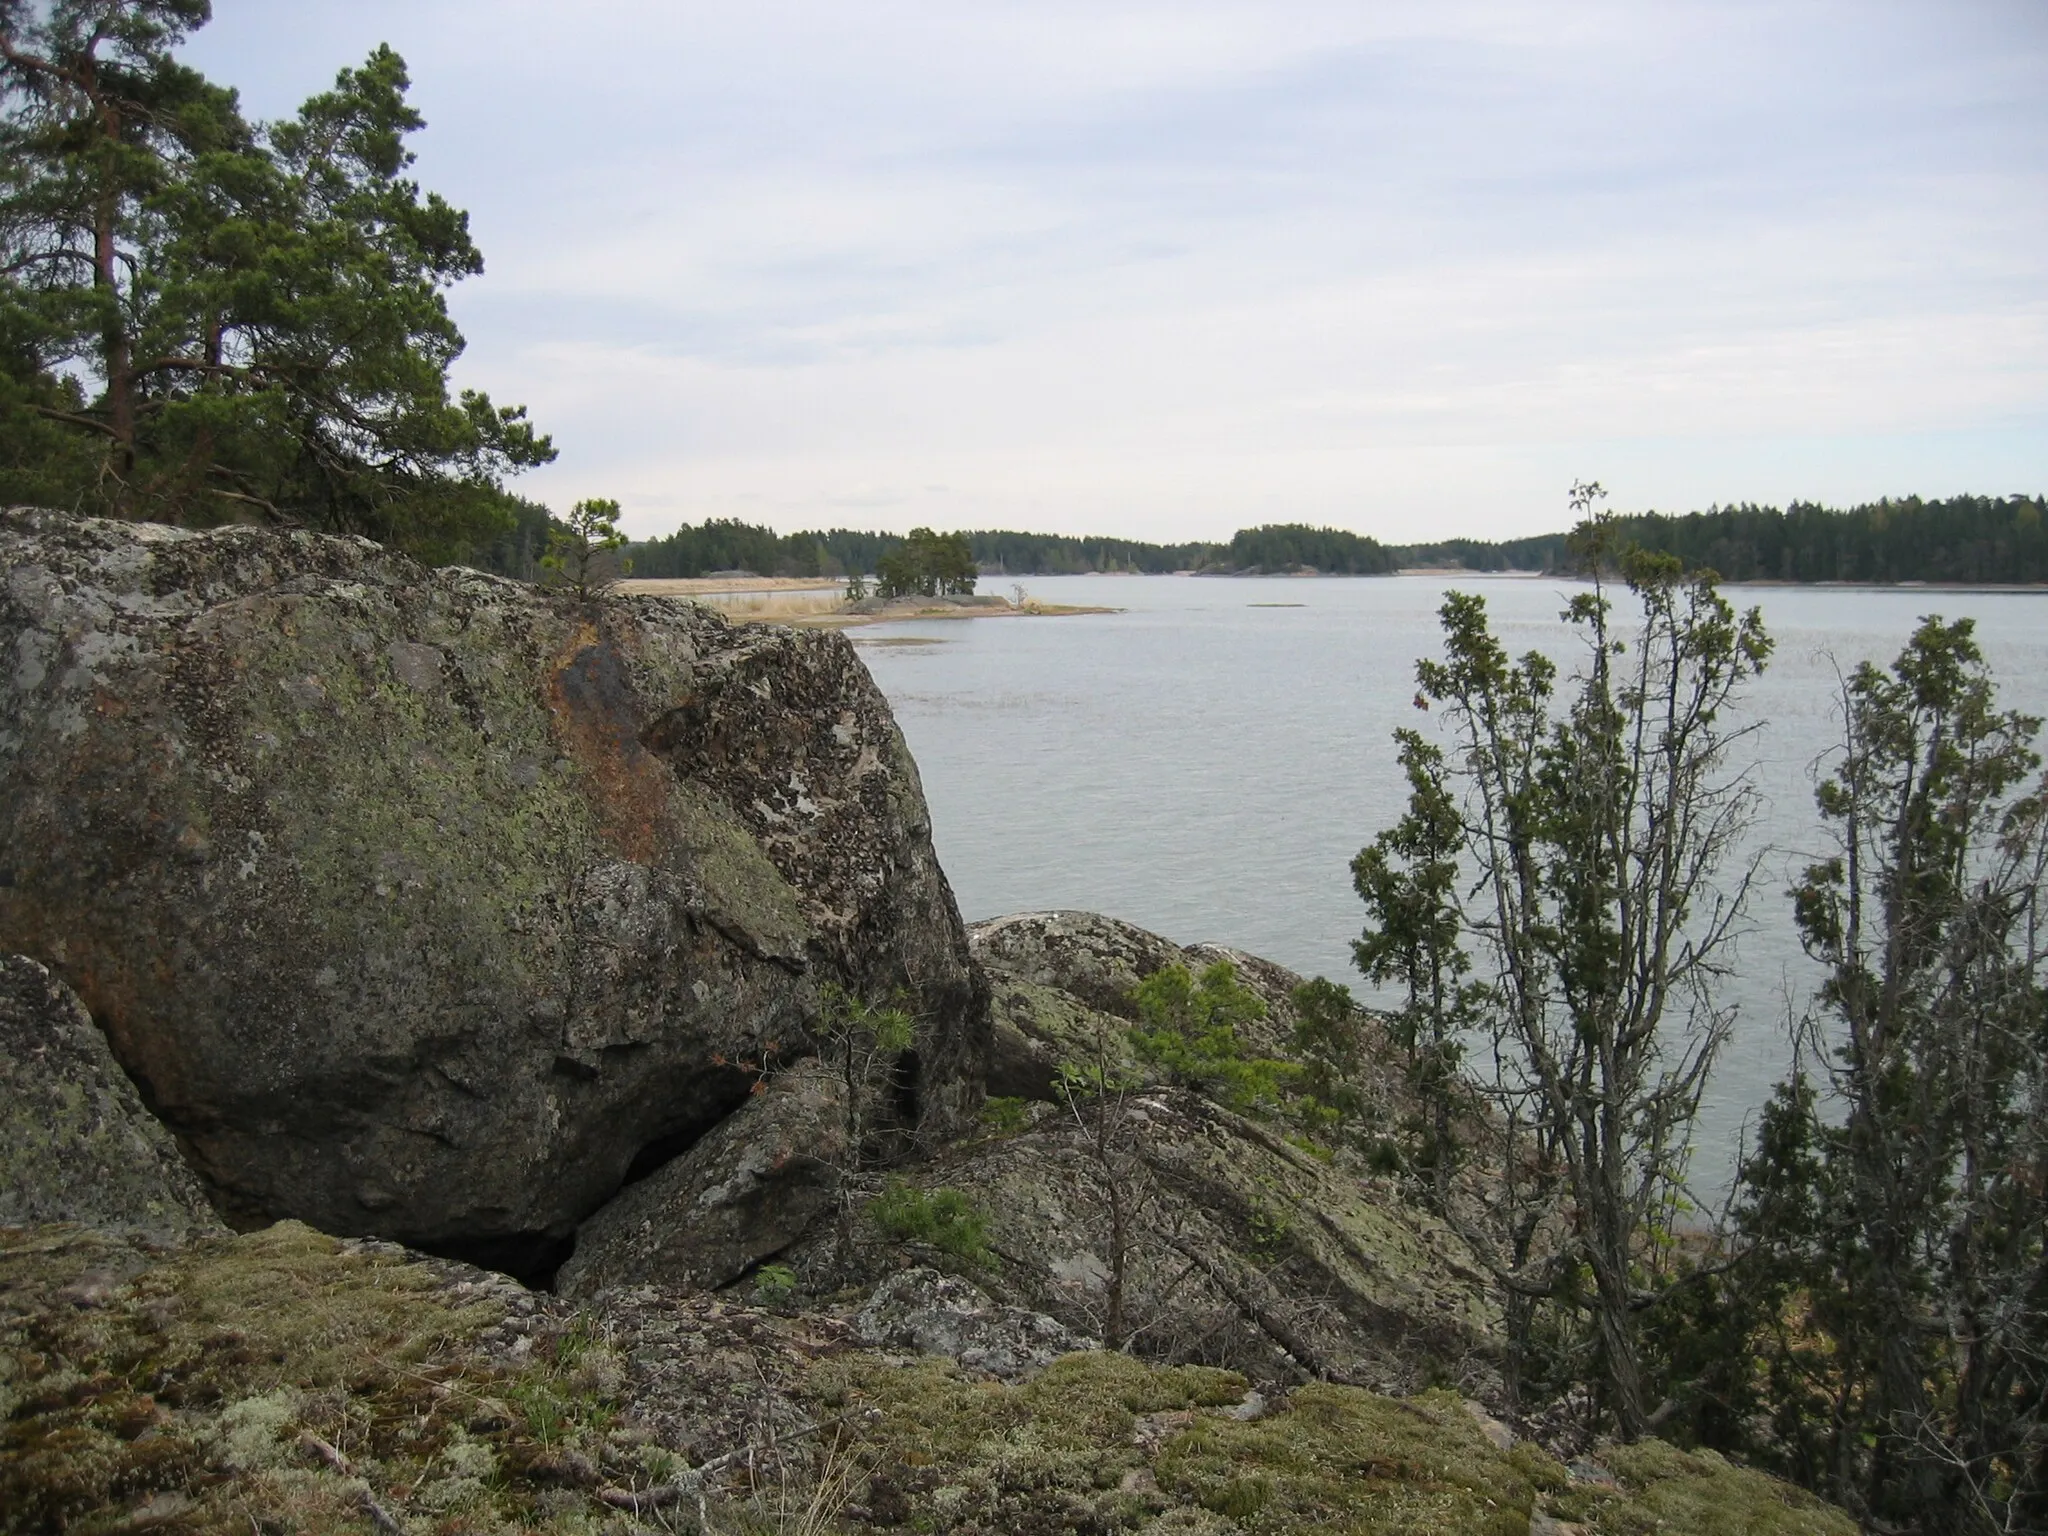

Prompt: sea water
xmin=856 ymin=572 xmax=2048 ymax=1195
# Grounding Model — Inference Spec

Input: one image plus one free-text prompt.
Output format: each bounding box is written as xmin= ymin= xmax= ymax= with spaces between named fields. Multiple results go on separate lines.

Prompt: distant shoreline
xmin=621 ymin=571 xmax=2048 ymax=608
xmin=617 ymin=577 xmax=1116 ymax=628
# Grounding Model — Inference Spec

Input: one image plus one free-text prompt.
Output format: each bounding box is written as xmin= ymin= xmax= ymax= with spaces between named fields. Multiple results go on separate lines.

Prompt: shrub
xmin=870 ymin=1180 xmax=995 ymax=1267
xmin=1129 ymin=961 xmax=1296 ymax=1115
xmin=751 ymin=1262 xmax=799 ymax=1310
xmin=979 ymin=1095 xmax=1033 ymax=1135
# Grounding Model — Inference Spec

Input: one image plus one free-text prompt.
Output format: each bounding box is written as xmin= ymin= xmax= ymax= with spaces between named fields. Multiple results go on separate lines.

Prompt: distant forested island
xmin=1402 ymin=494 xmax=2048 ymax=584
xmin=487 ymin=494 xmax=2048 ymax=586
xmin=604 ymin=520 xmax=1399 ymax=581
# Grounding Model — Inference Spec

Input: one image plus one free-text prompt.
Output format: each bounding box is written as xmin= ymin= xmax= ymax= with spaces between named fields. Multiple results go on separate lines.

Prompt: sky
xmin=183 ymin=1 xmax=2048 ymax=543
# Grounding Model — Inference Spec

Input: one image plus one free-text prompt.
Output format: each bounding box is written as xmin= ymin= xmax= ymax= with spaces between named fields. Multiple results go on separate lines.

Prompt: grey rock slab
xmin=557 ymin=1057 xmax=849 ymax=1299
xmin=852 ymin=1265 xmax=1094 ymax=1379
xmin=971 ymin=911 xmax=1346 ymax=1095
xmin=0 ymin=953 xmax=223 ymax=1241
xmin=970 ymin=911 xmax=1189 ymax=1020
xmin=846 ymin=1088 xmax=1499 ymax=1394
xmin=0 ymin=509 xmax=985 ymax=1253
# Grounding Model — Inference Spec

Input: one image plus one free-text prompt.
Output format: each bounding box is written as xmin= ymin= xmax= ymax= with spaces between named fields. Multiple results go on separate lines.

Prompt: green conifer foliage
xmin=1718 ymin=618 xmax=2047 ymax=1534
xmin=0 ymin=4 xmax=551 ymax=554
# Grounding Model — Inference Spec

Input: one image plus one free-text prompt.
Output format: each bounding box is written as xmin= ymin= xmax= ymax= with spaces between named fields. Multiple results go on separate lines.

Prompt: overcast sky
xmin=185 ymin=1 xmax=2047 ymax=542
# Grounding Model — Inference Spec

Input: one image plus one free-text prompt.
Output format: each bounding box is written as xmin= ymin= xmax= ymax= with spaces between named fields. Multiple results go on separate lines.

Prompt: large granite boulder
xmin=0 ymin=509 xmax=984 ymax=1265
xmin=0 ymin=954 xmax=223 ymax=1242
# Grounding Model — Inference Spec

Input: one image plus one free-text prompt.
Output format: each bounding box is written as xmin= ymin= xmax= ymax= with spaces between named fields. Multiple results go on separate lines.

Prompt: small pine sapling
xmin=542 ymin=497 xmax=630 ymax=598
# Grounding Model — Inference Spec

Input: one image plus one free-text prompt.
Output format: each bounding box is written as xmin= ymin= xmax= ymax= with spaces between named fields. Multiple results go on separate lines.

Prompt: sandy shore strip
xmin=614 ymin=575 xmax=846 ymax=596
xmin=615 ymin=577 xmax=1115 ymax=628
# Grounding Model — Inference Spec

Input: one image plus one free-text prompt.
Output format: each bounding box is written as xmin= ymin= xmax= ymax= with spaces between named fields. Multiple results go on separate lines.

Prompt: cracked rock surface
xmin=853 ymin=1266 xmax=1095 ymax=1379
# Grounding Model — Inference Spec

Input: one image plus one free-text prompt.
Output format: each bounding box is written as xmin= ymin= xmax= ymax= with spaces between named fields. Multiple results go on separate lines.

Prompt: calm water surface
xmin=856 ymin=574 xmax=2048 ymax=1190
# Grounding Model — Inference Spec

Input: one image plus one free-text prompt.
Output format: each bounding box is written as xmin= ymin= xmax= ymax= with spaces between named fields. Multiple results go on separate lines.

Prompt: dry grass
xmin=622 ymin=583 xmax=855 ymax=622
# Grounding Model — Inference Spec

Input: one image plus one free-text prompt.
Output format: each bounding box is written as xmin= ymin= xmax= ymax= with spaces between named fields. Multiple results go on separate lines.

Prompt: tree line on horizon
xmin=599 ymin=495 xmax=2048 ymax=587
xmin=621 ymin=519 xmax=1399 ymax=581
xmin=1403 ymin=493 xmax=2048 ymax=584
xmin=5 ymin=9 xmax=2036 ymax=600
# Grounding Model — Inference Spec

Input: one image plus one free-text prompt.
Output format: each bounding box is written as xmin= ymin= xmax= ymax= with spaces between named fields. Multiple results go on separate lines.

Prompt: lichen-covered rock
xmin=971 ymin=911 xmax=1189 ymax=1021
xmin=557 ymin=1058 xmax=847 ymax=1299
xmin=941 ymin=914 xmax=1493 ymax=1393
xmin=0 ymin=510 xmax=984 ymax=1261
xmin=853 ymin=1266 xmax=1094 ymax=1378
xmin=973 ymin=911 xmax=1390 ymax=1103
xmin=0 ymin=954 xmax=223 ymax=1242
xmin=858 ymin=1089 xmax=1499 ymax=1395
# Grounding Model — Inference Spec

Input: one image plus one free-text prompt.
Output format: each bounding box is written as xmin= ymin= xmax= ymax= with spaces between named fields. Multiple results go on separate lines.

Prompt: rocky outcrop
xmin=844 ymin=1089 xmax=1498 ymax=1395
xmin=972 ymin=910 xmax=1388 ymax=1103
xmin=558 ymin=1057 xmax=847 ymax=1299
xmin=973 ymin=911 xmax=1182 ymax=1101
xmin=0 ymin=1219 xmax=1858 ymax=1535
xmin=852 ymin=1266 xmax=1093 ymax=1379
xmin=972 ymin=910 xmax=1189 ymax=1021
xmin=0 ymin=954 xmax=223 ymax=1242
xmin=0 ymin=509 xmax=985 ymax=1263
xmin=811 ymin=911 xmax=1492 ymax=1394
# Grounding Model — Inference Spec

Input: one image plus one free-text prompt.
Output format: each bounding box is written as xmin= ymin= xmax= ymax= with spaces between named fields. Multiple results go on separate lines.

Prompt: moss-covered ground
xmin=1 ymin=1223 xmax=627 ymax=1534
xmin=822 ymin=1352 xmax=1853 ymax=1536
xmin=2 ymin=1223 xmax=1853 ymax=1535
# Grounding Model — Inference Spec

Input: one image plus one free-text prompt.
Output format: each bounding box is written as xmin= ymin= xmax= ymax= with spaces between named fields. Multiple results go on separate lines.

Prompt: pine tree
xmin=0 ymin=3 xmax=550 ymax=554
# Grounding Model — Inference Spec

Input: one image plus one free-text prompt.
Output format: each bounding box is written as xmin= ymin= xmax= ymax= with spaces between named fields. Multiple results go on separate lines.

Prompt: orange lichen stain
xmin=543 ymin=623 xmax=667 ymax=864
xmin=62 ymin=945 xmax=194 ymax=1111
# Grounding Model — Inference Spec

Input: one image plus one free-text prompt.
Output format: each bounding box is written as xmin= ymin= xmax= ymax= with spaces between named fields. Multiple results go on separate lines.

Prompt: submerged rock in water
xmin=0 ymin=953 xmax=223 ymax=1242
xmin=0 ymin=509 xmax=984 ymax=1259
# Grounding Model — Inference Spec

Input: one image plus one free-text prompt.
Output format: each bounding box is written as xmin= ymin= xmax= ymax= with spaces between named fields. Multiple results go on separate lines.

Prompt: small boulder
xmin=972 ymin=911 xmax=1387 ymax=1101
xmin=557 ymin=1058 xmax=847 ymax=1299
xmin=853 ymin=1266 xmax=1094 ymax=1379
xmin=0 ymin=954 xmax=222 ymax=1241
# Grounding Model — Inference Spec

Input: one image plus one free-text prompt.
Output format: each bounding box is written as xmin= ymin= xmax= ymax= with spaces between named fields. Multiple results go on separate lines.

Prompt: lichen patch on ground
xmin=0 ymin=1221 xmax=1856 ymax=1535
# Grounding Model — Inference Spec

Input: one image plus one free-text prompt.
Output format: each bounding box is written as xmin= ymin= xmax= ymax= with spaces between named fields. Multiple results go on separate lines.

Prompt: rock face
xmin=877 ymin=1089 xmax=1498 ymax=1394
xmin=973 ymin=910 xmax=1184 ymax=1102
xmin=972 ymin=910 xmax=1188 ymax=1020
xmin=0 ymin=954 xmax=223 ymax=1242
xmin=0 ymin=509 xmax=984 ymax=1262
xmin=557 ymin=1057 xmax=847 ymax=1299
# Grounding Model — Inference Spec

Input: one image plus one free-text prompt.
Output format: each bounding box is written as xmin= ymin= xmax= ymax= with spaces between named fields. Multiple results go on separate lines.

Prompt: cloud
xmin=187 ymin=0 xmax=2048 ymax=539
